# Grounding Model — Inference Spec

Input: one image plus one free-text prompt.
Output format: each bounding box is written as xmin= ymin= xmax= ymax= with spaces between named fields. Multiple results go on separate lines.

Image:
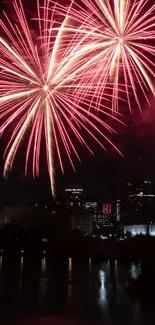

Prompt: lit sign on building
xmin=102 ymin=203 xmax=112 ymax=215
xmin=65 ymin=188 xmax=83 ymax=193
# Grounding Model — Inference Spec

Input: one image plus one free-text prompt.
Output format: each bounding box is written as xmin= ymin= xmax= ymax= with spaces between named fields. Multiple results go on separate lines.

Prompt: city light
xmin=65 ymin=189 xmax=83 ymax=192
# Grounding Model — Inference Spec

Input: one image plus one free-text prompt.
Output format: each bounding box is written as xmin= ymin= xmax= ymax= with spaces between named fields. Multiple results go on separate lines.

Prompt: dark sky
xmin=1 ymin=110 xmax=155 ymax=202
xmin=0 ymin=0 xmax=155 ymax=202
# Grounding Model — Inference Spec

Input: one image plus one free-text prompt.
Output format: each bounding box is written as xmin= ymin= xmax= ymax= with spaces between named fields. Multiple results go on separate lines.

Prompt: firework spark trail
xmin=0 ymin=0 xmax=124 ymax=196
xmin=51 ymin=0 xmax=155 ymax=113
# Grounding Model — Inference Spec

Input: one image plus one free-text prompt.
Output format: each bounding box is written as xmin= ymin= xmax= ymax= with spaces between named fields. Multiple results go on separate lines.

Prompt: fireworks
xmin=0 ymin=0 xmax=123 ymax=196
xmin=55 ymin=0 xmax=155 ymax=112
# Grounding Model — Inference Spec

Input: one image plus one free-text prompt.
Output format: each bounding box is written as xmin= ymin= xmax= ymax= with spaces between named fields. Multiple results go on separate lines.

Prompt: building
xmin=124 ymin=224 xmax=155 ymax=236
xmin=116 ymin=200 xmax=121 ymax=222
xmin=85 ymin=200 xmax=98 ymax=211
xmin=0 ymin=201 xmax=71 ymax=234
xmin=71 ymin=207 xmax=93 ymax=234
xmin=65 ymin=186 xmax=85 ymax=208
xmin=121 ymin=180 xmax=155 ymax=236
xmin=93 ymin=202 xmax=116 ymax=236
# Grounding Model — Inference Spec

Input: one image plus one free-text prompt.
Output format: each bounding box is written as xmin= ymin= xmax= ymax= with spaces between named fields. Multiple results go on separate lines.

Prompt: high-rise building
xmin=121 ymin=180 xmax=155 ymax=236
xmin=71 ymin=207 xmax=93 ymax=234
xmin=93 ymin=202 xmax=115 ymax=235
xmin=65 ymin=186 xmax=85 ymax=208
xmin=116 ymin=200 xmax=121 ymax=222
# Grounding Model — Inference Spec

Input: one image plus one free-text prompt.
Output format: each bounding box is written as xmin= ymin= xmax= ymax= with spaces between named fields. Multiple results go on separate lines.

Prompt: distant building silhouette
xmin=71 ymin=207 xmax=93 ymax=234
xmin=121 ymin=180 xmax=155 ymax=236
xmin=0 ymin=200 xmax=71 ymax=234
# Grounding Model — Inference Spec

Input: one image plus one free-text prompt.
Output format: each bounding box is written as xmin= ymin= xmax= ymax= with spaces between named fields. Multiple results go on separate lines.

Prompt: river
xmin=0 ymin=257 xmax=154 ymax=325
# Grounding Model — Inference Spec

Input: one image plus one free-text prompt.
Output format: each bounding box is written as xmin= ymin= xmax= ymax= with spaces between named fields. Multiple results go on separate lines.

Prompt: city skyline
xmin=0 ymin=0 xmax=155 ymax=200
xmin=0 ymin=1 xmax=155 ymax=325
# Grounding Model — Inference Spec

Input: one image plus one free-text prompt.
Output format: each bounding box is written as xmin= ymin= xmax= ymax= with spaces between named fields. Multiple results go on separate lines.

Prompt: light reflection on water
xmin=98 ymin=269 xmax=106 ymax=303
xmin=89 ymin=258 xmax=91 ymax=272
xmin=130 ymin=262 xmax=141 ymax=279
xmin=115 ymin=259 xmax=118 ymax=273
xmin=41 ymin=257 xmax=47 ymax=273
xmin=68 ymin=258 xmax=72 ymax=301
xmin=0 ymin=256 xmax=2 ymax=271
xmin=39 ymin=257 xmax=48 ymax=304
xmin=0 ymin=257 xmax=153 ymax=324
xmin=68 ymin=258 xmax=72 ymax=276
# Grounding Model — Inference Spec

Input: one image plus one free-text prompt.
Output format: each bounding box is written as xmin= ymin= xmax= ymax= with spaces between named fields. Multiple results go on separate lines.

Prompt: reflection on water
xmin=68 ymin=258 xmax=72 ymax=301
xmin=0 ymin=257 xmax=154 ymax=324
xmin=89 ymin=258 xmax=91 ymax=272
xmin=39 ymin=258 xmax=48 ymax=307
xmin=0 ymin=256 xmax=2 ymax=271
xmin=68 ymin=258 xmax=72 ymax=275
xmin=68 ymin=283 xmax=72 ymax=300
xmin=21 ymin=257 xmax=24 ymax=271
xmin=130 ymin=262 xmax=141 ymax=279
xmin=98 ymin=269 xmax=106 ymax=303
xmin=115 ymin=259 xmax=118 ymax=272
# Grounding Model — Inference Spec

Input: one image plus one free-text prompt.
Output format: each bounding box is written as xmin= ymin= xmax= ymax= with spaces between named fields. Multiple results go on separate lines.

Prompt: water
xmin=0 ymin=256 xmax=154 ymax=325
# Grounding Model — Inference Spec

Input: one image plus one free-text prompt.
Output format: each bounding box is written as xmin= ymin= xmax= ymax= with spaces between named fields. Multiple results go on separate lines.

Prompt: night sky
xmin=0 ymin=0 xmax=155 ymax=202
xmin=1 ymin=109 xmax=155 ymax=202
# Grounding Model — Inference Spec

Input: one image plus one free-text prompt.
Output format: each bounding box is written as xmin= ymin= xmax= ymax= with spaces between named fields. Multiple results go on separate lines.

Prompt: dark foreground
xmin=0 ymin=258 xmax=155 ymax=325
